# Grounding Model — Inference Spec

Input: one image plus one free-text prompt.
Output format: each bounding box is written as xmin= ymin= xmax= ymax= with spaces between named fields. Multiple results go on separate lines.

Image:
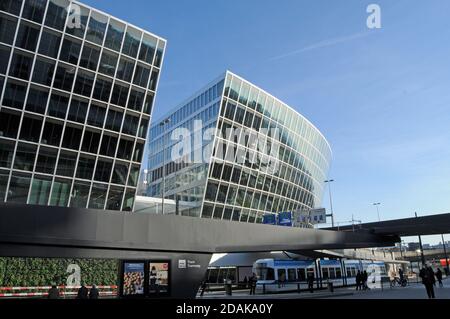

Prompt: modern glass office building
xmin=0 ymin=0 xmax=166 ymax=211
xmin=146 ymin=71 xmax=331 ymax=223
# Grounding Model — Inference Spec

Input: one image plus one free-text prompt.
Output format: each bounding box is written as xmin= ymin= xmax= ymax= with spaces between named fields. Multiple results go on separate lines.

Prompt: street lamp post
xmin=415 ymin=212 xmax=426 ymax=267
xmin=324 ymin=179 xmax=335 ymax=227
xmin=160 ymin=118 xmax=170 ymax=214
xmin=373 ymin=202 xmax=381 ymax=222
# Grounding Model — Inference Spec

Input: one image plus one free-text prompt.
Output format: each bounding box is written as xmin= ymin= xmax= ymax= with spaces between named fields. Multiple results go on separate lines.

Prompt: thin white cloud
xmin=268 ymin=31 xmax=374 ymax=62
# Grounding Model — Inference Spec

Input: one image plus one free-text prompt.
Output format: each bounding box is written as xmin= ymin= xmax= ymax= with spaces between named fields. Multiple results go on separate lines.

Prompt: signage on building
xmin=278 ymin=211 xmax=293 ymax=227
xmin=263 ymin=214 xmax=277 ymax=225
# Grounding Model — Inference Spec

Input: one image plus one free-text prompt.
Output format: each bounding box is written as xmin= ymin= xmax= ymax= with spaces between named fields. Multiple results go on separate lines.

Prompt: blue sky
xmin=83 ymin=0 xmax=450 ymax=244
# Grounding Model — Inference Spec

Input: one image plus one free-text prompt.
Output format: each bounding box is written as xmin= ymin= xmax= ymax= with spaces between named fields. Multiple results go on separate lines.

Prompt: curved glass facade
xmin=146 ymin=71 xmax=331 ymax=223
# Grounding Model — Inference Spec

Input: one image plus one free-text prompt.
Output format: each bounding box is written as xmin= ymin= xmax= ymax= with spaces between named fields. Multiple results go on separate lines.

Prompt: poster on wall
xmin=149 ymin=262 xmax=169 ymax=294
xmin=122 ymin=262 xmax=145 ymax=296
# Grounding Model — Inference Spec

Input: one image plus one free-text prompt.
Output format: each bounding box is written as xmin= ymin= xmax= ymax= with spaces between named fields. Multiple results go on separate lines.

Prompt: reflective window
xmin=19 ymin=115 xmax=42 ymax=142
xmin=45 ymin=0 xmax=69 ymax=31
xmin=100 ymin=134 xmax=117 ymax=157
xmin=98 ymin=50 xmax=118 ymax=76
xmin=122 ymin=114 xmax=139 ymax=136
xmin=73 ymin=69 xmax=94 ymax=97
xmin=0 ymin=0 xmax=23 ymax=15
xmin=70 ymin=180 xmax=90 ymax=208
xmin=110 ymin=83 xmax=129 ymax=107
xmin=56 ymin=150 xmax=76 ymax=176
xmin=0 ymin=169 xmax=9 ymax=201
xmin=62 ymin=125 xmax=82 ymax=150
xmin=148 ymin=69 xmax=159 ymax=91
xmin=87 ymin=103 xmax=106 ymax=127
xmin=0 ymin=13 xmax=17 ymax=45
xmin=106 ymin=186 xmax=123 ymax=210
xmin=81 ymin=129 xmax=100 ymax=153
xmin=139 ymin=33 xmax=157 ymax=64
xmin=47 ymin=92 xmax=69 ymax=119
xmin=117 ymin=138 xmax=133 ymax=160
xmin=65 ymin=4 xmax=89 ymax=38
xmin=88 ymin=183 xmax=107 ymax=209
xmin=41 ymin=120 xmax=63 ymax=146
xmin=133 ymin=64 xmax=150 ymax=87
xmin=29 ymin=175 xmax=52 ymax=205
xmin=8 ymin=172 xmax=32 ymax=203
xmin=14 ymin=142 xmax=37 ymax=171
xmin=0 ymin=139 xmax=15 ymax=168
xmin=117 ymin=57 xmax=135 ymax=82
xmin=68 ymin=97 xmax=88 ymax=123
xmin=86 ymin=11 xmax=108 ymax=45
xmin=0 ymin=109 xmax=20 ymax=138
xmin=154 ymin=40 xmax=165 ymax=68
xmin=92 ymin=76 xmax=112 ymax=102
xmin=36 ymin=147 xmax=58 ymax=174
xmin=138 ymin=118 xmax=148 ymax=139
xmin=22 ymin=0 xmax=46 ymax=23
xmin=0 ymin=44 xmax=11 ymax=74
xmin=122 ymin=188 xmax=135 ymax=211
xmin=26 ymin=86 xmax=49 ymax=114
xmin=128 ymin=164 xmax=139 ymax=187
xmin=95 ymin=157 xmax=112 ymax=182
xmin=39 ymin=28 xmax=61 ymax=58
xmin=111 ymin=162 xmax=128 ymax=185
xmin=76 ymin=155 xmax=95 ymax=179
xmin=15 ymin=21 xmax=40 ymax=52
xmin=122 ymin=26 xmax=141 ymax=58
xmin=9 ymin=50 xmax=33 ymax=80
xmin=59 ymin=37 xmax=81 ymax=65
xmin=105 ymin=109 xmax=123 ymax=132
xmin=128 ymin=88 xmax=144 ymax=112
xmin=133 ymin=142 xmax=144 ymax=162
xmin=49 ymin=177 xmax=71 ymax=206
xmin=32 ymin=57 xmax=55 ymax=86
xmin=53 ymin=62 xmax=75 ymax=91
xmin=143 ymin=93 xmax=154 ymax=114
xmin=3 ymin=80 xmax=27 ymax=109
xmin=104 ymin=19 xmax=125 ymax=52
xmin=79 ymin=44 xmax=100 ymax=71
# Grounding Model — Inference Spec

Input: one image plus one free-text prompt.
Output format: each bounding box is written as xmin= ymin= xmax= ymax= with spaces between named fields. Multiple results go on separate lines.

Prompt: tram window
xmin=336 ymin=268 xmax=342 ymax=279
xmin=329 ymin=268 xmax=336 ymax=279
xmin=352 ymin=268 xmax=357 ymax=277
xmin=347 ymin=269 xmax=352 ymax=277
xmin=208 ymin=268 xmax=219 ymax=283
xmin=277 ymin=269 xmax=286 ymax=282
xmin=297 ymin=268 xmax=306 ymax=281
xmin=227 ymin=268 xmax=237 ymax=283
xmin=322 ymin=268 xmax=329 ymax=279
xmin=217 ymin=269 xmax=227 ymax=283
xmin=288 ymin=269 xmax=296 ymax=282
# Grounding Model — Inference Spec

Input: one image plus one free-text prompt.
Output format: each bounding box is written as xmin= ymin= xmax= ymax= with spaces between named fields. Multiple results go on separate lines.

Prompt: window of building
xmin=138 ymin=118 xmax=148 ymax=139
xmin=65 ymin=4 xmax=89 ymax=38
xmin=26 ymin=86 xmax=49 ymax=114
xmin=213 ymin=206 xmax=223 ymax=219
xmin=62 ymin=125 xmax=82 ymax=150
xmin=73 ymin=70 xmax=94 ymax=97
xmin=139 ymin=33 xmax=157 ymax=64
xmin=154 ymin=41 xmax=165 ymax=68
xmin=92 ymin=76 xmax=112 ymax=102
xmin=122 ymin=26 xmax=141 ymax=58
xmin=56 ymin=150 xmax=76 ymax=177
xmin=98 ymin=50 xmax=118 ymax=76
xmin=104 ymin=19 xmax=125 ymax=52
xmin=47 ymin=92 xmax=69 ymax=119
xmin=105 ymin=109 xmax=123 ymax=132
xmin=106 ymin=186 xmax=124 ymax=210
xmin=76 ymin=155 xmax=95 ymax=180
xmin=133 ymin=64 xmax=150 ymax=88
xmin=0 ymin=139 xmax=15 ymax=168
xmin=14 ymin=142 xmax=37 ymax=171
xmin=32 ymin=57 xmax=55 ymax=86
xmin=53 ymin=62 xmax=75 ymax=91
xmin=41 ymin=120 xmax=63 ymax=146
xmin=81 ymin=129 xmax=101 ymax=154
xmin=39 ymin=28 xmax=61 ymax=58
xmin=86 ymin=11 xmax=108 ymax=45
xmin=19 ymin=115 xmax=42 ymax=143
xmin=148 ymin=69 xmax=159 ymax=91
xmin=8 ymin=172 xmax=32 ymax=203
xmin=22 ymin=0 xmax=46 ymax=23
xmin=49 ymin=177 xmax=71 ymax=206
xmin=45 ymin=0 xmax=69 ymax=31
xmin=15 ymin=21 xmax=40 ymax=51
xmin=35 ymin=146 xmax=58 ymax=174
xmin=110 ymin=83 xmax=129 ymax=107
xmin=0 ymin=169 xmax=9 ymax=201
xmin=100 ymin=134 xmax=118 ymax=157
xmin=9 ymin=50 xmax=33 ymax=80
xmin=0 ymin=109 xmax=20 ymax=138
xmin=128 ymin=88 xmax=145 ymax=112
xmin=143 ymin=93 xmax=154 ymax=115
xmin=116 ymin=57 xmax=135 ymax=82
xmin=88 ymin=183 xmax=107 ymax=209
xmin=0 ymin=0 xmax=22 ymax=15
xmin=28 ymin=175 xmax=52 ymax=205
xmin=111 ymin=162 xmax=128 ymax=185
xmin=128 ymin=164 xmax=139 ymax=187
xmin=79 ymin=44 xmax=100 ymax=71
xmin=59 ymin=37 xmax=81 ymax=65
xmin=133 ymin=142 xmax=144 ymax=162
xmin=117 ymin=138 xmax=134 ymax=161
xmin=87 ymin=102 xmax=106 ymax=127
xmin=3 ymin=79 xmax=27 ymax=109
xmin=0 ymin=44 xmax=11 ymax=75
xmin=68 ymin=97 xmax=88 ymax=123
xmin=122 ymin=114 xmax=139 ymax=136
xmin=0 ymin=15 xmax=17 ymax=48
xmin=70 ymin=180 xmax=90 ymax=208
xmin=122 ymin=188 xmax=135 ymax=211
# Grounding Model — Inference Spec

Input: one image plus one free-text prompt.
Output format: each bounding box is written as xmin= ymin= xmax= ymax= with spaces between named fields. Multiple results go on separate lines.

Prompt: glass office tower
xmin=146 ymin=71 xmax=331 ymax=223
xmin=0 ymin=0 xmax=166 ymax=211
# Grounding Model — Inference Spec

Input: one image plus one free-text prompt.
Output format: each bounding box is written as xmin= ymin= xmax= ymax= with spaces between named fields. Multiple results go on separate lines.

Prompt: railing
xmin=0 ymin=285 xmax=118 ymax=298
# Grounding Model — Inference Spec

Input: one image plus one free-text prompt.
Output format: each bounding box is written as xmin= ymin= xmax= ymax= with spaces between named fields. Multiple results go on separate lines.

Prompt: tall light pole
xmin=324 ymin=179 xmax=335 ymax=227
xmin=373 ymin=202 xmax=381 ymax=222
xmin=160 ymin=118 xmax=170 ymax=214
xmin=441 ymin=234 xmax=449 ymax=274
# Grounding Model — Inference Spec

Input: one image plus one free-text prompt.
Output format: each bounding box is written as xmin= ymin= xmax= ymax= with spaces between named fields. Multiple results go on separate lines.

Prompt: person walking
xmin=77 ymin=283 xmax=89 ymax=299
xmin=420 ymin=267 xmax=435 ymax=299
xmin=249 ymin=273 xmax=257 ymax=295
xmin=399 ymin=268 xmax=404 ymax=285
xmin=436 ymin=268 xmax=443 ymax=288
xmin=47 ymin=284 xmax=60 ymax=299
xmin=355 ymin=270 xmax=362 ymax=291
xmin=307 ymin=272 xmax=315 ymax=293
xmin=89 ymin=284 xmax=99 ymax=299
xmin=362 ymin=270 xmax=369 ymax=290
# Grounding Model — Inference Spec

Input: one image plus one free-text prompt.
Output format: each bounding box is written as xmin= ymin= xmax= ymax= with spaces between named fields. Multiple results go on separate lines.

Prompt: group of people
xmin=355 ymin=270 xmax=369 ymax=290
xmin=419 ymin=266 xmax=444 ymax=299
xmin=47 ymin=284 xmax=100 ymax=299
